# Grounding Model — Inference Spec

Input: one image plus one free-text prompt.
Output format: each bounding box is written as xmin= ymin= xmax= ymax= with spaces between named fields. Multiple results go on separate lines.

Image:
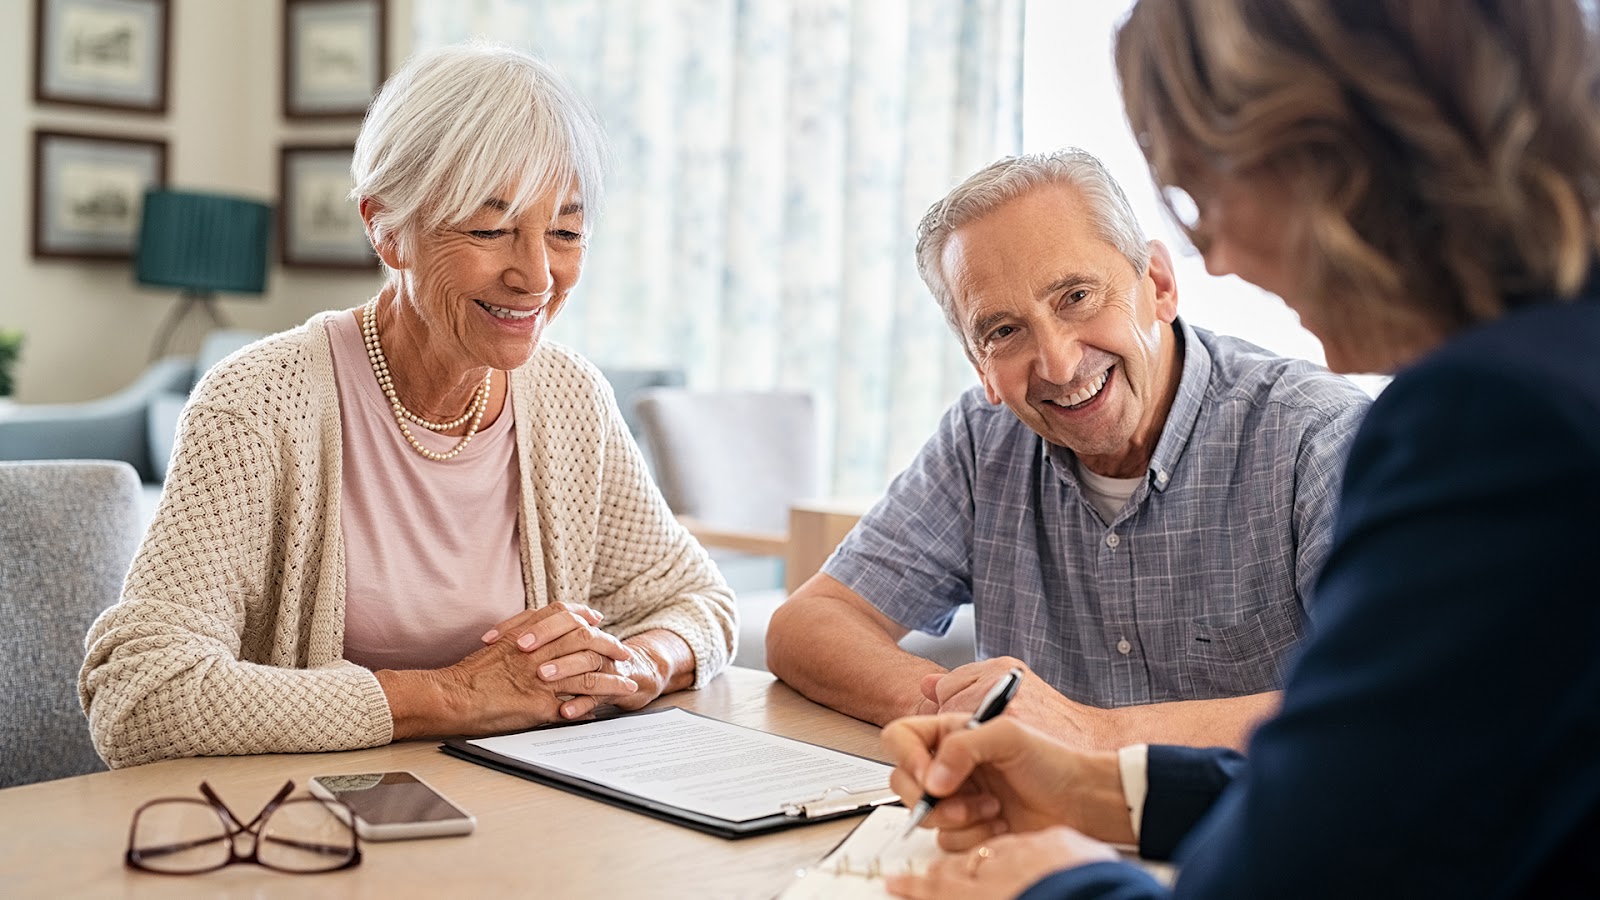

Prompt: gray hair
xmin=915 ymin=149 xmax=1151 ymax=356
xmin=351 ymin=42 xmax=609 ymax=275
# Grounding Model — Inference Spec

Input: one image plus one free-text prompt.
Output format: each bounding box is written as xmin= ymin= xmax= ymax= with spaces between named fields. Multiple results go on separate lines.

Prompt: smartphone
xmin=308 ymin=771 xmax=475 ymax=841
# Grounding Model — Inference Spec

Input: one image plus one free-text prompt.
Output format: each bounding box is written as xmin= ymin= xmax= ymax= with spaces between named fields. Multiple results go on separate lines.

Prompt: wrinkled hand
xmin=922 ymin=658 xmax=1115 ymax=751
xmin=884 ymin=827 xmax=1118 ymax=899
xmin=439 ymin=602 xmax=638 ymax=730
xmin=881 ymin=713 xmax=1134 ymax=851
xmin=483 ymin=603 xmax=677 ymax=719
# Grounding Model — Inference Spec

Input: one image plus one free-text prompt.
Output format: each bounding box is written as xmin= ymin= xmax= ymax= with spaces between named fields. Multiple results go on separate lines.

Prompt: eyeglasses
xmin=126 ymin=781 xmax=361 ymax=875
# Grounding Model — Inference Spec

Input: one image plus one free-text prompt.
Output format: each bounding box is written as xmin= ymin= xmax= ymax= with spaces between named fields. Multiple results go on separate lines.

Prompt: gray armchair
xmin=0 ymin=460 xmax=142 ymax=786
xmin=0 ymin=329 xmax=263 ymax=483
xmin=597 ymin=366 xmax=685 ymax=474
xmin=635 ymin=387 xmax=977 ymax=672
xmin=633 ymin=388 xmax=823 ymax=669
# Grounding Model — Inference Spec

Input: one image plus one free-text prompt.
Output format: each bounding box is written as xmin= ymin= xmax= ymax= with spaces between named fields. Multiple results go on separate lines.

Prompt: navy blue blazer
xmin=1022 ymin=288 xmax=1600 ymax=899
xmin=1138 ymin=745 xmax=1245 ymax=862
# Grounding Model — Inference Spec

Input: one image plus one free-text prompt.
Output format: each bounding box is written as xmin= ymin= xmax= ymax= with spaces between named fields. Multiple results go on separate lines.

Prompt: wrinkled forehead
xmin=944 ymin=191 xmax=1126 ymax=294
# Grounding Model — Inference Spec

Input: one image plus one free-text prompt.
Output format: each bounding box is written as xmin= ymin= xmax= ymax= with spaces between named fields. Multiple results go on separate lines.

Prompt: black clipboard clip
xmin=781 ymin=784 xmax=899 ymax=819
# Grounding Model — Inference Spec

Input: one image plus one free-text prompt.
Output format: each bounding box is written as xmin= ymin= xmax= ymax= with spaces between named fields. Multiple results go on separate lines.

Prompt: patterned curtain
xmin=411 ymin=0 xmax=1024 ymax=495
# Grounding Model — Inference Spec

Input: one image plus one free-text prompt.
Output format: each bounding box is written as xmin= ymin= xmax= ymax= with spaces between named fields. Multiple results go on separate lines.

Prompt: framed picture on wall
xmin=283 ymin=0 xmax=387 ymax=119
xmin=33 ymin=0 xmax=171 ymax=113
xmin=279 ymin=144 xmax=377 ymax=269
xmin=32 ymin=129 xmax=168 ymax=260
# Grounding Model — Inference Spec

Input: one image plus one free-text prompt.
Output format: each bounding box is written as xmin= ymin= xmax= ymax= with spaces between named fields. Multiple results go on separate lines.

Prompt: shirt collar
xmin=1043 ymin=316 xmax=1207 ymax=494
xmin=1145 ymin=316 xmax=1208 ymax=493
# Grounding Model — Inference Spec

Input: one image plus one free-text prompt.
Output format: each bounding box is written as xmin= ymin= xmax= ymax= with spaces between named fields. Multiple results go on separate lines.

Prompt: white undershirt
xmin=1075 ymin=460 xmax=1143 ymax=523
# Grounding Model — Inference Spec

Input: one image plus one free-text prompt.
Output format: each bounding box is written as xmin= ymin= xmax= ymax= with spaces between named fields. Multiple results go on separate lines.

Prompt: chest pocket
xmin=1184 ymin=602 xmax=1306 ymax=697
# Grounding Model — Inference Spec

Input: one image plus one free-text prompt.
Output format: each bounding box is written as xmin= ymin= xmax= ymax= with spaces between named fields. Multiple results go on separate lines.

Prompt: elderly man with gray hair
xmin=768 ymin=149 xmax=1369 ymax=755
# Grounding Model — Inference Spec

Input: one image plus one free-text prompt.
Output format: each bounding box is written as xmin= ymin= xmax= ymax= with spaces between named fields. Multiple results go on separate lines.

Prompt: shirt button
xmin=1155 ymin=470 xmax=1169 ymax=485
xmin=1117 ymin=638 xmax=1132 ymax=655
xmin=1105 ymin=533 xmax=1120 ymax=549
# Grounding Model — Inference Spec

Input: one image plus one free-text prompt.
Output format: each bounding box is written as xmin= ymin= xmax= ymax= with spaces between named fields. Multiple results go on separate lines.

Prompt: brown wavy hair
xmin=1115 ymin=0 xmax=1600 ymax=351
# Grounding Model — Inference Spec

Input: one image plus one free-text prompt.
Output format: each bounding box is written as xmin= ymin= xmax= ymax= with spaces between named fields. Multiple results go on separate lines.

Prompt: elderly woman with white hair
xmin=80 ymin=44 xmax=736 ymax=768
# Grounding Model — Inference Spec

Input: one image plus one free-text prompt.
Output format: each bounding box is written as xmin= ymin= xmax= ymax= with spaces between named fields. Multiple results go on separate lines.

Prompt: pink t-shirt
xmin=326 ymin=312 xmax=526 ymax=671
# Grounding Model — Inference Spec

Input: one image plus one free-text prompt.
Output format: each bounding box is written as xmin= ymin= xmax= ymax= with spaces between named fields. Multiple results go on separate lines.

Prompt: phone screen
xmin=312 ymin=772 xmax=467 ymax=824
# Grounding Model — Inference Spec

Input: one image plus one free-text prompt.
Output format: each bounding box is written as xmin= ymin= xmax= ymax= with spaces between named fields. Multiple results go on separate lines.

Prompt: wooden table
xmin=0 ymin=667 xmax=884 ymax=899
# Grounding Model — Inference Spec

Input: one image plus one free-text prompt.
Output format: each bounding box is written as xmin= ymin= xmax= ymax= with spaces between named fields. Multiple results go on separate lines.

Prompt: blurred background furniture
xmin=783 ymin=500 xmax=977 ymax=672
xmin=0 ymin=356 xmax=192 ymax=484
xmin=136 ymin=189 xmax=273 ymax=361
xmin=599 ymin=367 xmax=685 ymax=477
xmin=635 ymin=388 xmax=819 ymax=670
xmin=635 ymin=388 xmax=822 ymax=594
xmin=0 ymin=460 xmax=142 ymax=787
xmin=635 ymin=388 xmax=977 ymax=671
xmin=0 ymin=329 xmax=263 ymax=521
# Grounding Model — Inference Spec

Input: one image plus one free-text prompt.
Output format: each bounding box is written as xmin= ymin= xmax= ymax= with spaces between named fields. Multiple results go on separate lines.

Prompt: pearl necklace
xmin=361 ymin=296 xmax=492 ymax=462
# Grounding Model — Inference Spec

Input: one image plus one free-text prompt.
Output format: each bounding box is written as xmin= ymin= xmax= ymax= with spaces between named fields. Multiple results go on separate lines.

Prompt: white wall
xmin=2 ymin=0 xmax=412 ymax=403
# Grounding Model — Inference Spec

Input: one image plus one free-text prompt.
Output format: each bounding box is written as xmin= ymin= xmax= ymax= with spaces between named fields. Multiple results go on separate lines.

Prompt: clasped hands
xmin=447 ymin=601 xmax=666 ymax=734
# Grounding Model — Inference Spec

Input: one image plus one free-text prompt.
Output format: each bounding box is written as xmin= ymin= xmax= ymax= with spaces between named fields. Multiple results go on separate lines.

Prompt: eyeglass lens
xmin=130 ymin=796 xmax=355 ymax=873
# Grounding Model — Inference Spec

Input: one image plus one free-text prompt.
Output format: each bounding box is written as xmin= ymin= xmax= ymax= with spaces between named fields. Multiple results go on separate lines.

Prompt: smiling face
xmin=370 ymin=182 xmax=588 ymax=378
xmin=944 ymin=182 xmax=1182 ymax=477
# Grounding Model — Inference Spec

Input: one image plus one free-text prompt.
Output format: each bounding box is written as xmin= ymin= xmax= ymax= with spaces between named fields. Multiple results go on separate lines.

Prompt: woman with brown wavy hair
xmin=876 ymin=1 xmax=1600 ymax=896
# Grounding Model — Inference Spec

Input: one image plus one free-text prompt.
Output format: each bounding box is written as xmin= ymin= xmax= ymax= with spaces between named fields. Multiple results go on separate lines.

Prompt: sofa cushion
xmin=194 ymin=329 xmax=265 ymax=387
xmin=146 ymin=391 xmax=187 ymax=481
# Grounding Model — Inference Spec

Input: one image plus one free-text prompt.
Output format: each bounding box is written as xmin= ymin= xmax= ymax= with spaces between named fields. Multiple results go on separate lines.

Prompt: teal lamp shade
xmin=136 ymin=190 xmax=272 ymax=294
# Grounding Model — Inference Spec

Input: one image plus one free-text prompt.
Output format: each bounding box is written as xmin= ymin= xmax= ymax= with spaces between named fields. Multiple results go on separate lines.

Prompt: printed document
xmin=467 ymin=707 xmax=893 ymax=823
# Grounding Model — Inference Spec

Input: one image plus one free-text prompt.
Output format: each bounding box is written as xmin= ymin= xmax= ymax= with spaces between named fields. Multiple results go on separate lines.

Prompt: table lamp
xmin=136 ymin=189 xmax=272 ymax=359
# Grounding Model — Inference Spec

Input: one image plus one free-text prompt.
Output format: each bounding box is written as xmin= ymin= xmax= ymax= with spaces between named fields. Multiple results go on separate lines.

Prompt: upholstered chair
xmin=0 ymin=460 xmax=142 ymax=786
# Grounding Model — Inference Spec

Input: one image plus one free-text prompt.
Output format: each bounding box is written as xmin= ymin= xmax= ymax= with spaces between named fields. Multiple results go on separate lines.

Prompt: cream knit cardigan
xmin=80 ymin=312 xmax=737 ymax=768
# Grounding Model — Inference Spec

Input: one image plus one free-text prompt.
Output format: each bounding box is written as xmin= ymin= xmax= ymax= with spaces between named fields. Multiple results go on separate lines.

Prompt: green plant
xmin=0 ymin=328 xmax=23 ymax=397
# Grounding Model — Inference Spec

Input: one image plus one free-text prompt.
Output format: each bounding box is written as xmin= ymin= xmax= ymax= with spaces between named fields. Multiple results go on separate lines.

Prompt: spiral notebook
xmin=781 ymin=806 xmax=946 ymax=898
xmin=442 ymin=707 xmax=899 ymax=838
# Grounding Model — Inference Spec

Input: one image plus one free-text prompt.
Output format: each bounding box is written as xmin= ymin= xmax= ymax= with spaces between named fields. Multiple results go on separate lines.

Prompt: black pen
xmin=898 ymin=666 xmax=1024 ymax=841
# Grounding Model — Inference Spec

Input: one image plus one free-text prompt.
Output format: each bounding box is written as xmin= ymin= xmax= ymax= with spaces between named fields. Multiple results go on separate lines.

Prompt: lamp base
xmin=150 ymin=291 xmax=228 ymax=361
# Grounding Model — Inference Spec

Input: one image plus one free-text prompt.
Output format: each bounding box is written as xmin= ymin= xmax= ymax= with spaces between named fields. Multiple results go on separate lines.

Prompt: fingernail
xmin=518 ymin=634 xmax=536 ymax=650
xmin=540 ymin=664 xmax=557 ymax=679
xmin=927 ymin=761 xmax=953 ymax=793
xmin=481 ymin=629 xmax=498 ymax=643
xmin=623 ymin=679 xmax=638 ymax=692
xmin=979 ymin=796 xmax=1001 ymax=819
xmin=563 ymin=703 xmax=579 ymax=718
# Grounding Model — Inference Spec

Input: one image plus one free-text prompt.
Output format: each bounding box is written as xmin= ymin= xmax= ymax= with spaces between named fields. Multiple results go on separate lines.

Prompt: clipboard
xmin=441 ymin=707 xmax=899 ymax=839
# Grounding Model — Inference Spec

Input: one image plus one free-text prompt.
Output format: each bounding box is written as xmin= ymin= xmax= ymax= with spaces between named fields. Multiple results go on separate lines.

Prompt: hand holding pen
xmin=898 ymin=667 xmax=1024 ymax=840
xmin=881 ymin=667 xmax=1139 ymax=852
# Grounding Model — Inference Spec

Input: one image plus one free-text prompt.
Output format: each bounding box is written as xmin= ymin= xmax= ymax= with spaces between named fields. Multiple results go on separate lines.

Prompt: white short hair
xmin=915 ymin=149 xmax=1151 ymax=358
xmin=352 ymin=42 xmax=609 ymax=269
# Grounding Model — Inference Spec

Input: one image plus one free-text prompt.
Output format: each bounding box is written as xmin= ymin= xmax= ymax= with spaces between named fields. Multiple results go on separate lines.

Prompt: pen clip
xmin=781 ymin=785 xmax=899 ymax=818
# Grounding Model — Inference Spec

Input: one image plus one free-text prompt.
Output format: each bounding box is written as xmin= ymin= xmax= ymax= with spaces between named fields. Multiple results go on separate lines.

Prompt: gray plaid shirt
xmin=824 ymin=319 xmax=1371 ymax=706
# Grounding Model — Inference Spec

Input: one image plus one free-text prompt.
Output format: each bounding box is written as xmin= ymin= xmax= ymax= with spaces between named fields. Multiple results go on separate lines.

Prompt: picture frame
xmin=279 ymin=144 xmax=377 ymax=269
xmin=32 ymin=129 xmax=168 ymax=261
xmin=283 ymin=0 xmax=387 ymax=120
xmin=33 ymin=0 xmax=171 ymax=113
